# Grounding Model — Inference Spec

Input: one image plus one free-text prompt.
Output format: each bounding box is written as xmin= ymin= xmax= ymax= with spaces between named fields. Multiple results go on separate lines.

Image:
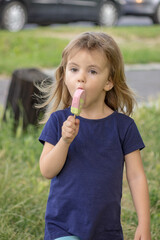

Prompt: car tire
xmin=1 ymin=1 xmax=27 ymax=32
xmin=98 ymin=1 xmax=119 ymax=27
xmin=152 ymin=4 xmax=160 ymax=24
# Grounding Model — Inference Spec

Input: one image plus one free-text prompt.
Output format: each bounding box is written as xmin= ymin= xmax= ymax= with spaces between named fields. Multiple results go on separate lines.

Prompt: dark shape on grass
xmin=3 ymin=68 xmax=52 ymax=129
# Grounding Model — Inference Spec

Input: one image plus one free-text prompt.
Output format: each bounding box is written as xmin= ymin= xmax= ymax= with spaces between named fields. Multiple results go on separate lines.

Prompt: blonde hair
xmin=37 ymin=32 xmax=136 ymax=124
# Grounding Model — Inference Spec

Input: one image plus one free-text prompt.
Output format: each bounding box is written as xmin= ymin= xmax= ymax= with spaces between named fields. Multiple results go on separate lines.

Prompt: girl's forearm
xmin=40 ymin=116 xmax=79 ymax=179
xmin=128 ymin=173 xmax=150 ymax=228
xmin=40 ymin=138 xmax=70 ymax=179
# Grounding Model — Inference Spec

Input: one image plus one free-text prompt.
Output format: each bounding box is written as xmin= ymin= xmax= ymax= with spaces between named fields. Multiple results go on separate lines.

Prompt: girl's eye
xmin=90 ymin=69 xmax=97 ymax=75
xmin=71 ymin=68 xmax=78 ymax=72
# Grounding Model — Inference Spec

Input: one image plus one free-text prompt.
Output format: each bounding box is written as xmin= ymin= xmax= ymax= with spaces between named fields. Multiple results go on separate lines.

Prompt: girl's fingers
xmin=62 ymin=116 xmax=80 ymax=144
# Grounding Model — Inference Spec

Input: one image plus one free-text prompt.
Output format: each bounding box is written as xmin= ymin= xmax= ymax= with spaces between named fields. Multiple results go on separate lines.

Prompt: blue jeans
xmin=54 ymin=237 xmax=80 ymax=240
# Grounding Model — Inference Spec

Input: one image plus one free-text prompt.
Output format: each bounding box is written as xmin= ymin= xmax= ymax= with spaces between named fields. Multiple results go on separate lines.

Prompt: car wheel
xmin=1 ymin=1 xmax=27 ymax=32
xmin=98 ymin=1 xmax=119 ymax=27
xmin=152 ymin=4 xmax=160 ymax=24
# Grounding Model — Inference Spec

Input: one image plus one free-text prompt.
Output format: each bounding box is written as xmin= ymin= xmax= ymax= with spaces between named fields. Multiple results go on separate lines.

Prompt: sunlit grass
xmin=0 ymin=25 xmax=160 ymax=75
xmin=122 ymin=98 xmax=160 ymax=239
xmin=0 ymin=97 xmax=160 ymax=239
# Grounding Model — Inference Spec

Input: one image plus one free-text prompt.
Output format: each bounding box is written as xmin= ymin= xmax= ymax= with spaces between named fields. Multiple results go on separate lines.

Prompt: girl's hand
xmin=134 ymin=225 xmax=151 ymax=240
xmin=62 ymin=116 xmax=80 ymax=144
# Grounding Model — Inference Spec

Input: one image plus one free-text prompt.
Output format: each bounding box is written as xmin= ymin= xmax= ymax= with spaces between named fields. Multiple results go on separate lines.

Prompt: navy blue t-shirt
xmin=39 ymin=108 xmax=145 ymax=240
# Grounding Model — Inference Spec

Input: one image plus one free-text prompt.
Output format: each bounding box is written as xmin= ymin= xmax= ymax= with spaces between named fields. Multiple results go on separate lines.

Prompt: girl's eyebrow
xmin=88 ymin=64 xmax=101 ymax=70
xmin=67 ymin=62 xmax=79 ymax=67
xmin=68 ymin=62 xmax=101 ymax=70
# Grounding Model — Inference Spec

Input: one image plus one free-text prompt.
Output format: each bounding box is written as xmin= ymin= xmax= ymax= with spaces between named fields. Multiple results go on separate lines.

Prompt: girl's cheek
xmin=66 ymin=72 xmax=74 ymax=83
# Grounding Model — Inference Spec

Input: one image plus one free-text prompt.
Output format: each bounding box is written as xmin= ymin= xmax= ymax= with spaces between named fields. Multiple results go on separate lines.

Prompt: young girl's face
xmin=64 ymin=48 xmax=113 ymax=110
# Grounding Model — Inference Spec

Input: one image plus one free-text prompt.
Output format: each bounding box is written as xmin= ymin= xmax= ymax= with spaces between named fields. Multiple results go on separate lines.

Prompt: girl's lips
xmin=77 ymin=87 xmax=84 ymax=90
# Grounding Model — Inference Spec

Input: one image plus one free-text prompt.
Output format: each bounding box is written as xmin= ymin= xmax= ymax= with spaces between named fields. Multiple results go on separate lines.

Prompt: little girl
xmin=38 ymin=32 xmax=151 ymax=240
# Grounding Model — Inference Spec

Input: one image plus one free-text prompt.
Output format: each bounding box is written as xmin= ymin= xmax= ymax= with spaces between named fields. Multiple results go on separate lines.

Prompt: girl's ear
xmin=104 ymin=78 xmax=114 ymax=91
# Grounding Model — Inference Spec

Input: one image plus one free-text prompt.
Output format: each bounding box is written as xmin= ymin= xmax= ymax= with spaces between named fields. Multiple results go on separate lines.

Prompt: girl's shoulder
xmin=114 ymin=111 xmax=136 ymax=137
xmin=50 ymin=107 xmax=71 ymax=118
xmin=115 ymin=111 xmax=134 ymax=125
xmin=114 ymin=112 xmax=144 ymax=154
xmin=48 ymin=107 xmax=71 ymax=125
xmin=114 ymin=111 xmax=134 ymax=125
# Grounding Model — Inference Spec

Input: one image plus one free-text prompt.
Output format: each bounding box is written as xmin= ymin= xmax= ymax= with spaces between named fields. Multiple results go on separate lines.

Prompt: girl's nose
xmin=77 ymin=72 xmax=86 ymax=83
xmin=78 ymin=78 xmax=85 ymax=83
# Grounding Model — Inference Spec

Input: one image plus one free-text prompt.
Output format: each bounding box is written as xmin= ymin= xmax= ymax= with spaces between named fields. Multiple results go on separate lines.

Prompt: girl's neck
xmin=80 ymin=104 xmax=114 ymax=120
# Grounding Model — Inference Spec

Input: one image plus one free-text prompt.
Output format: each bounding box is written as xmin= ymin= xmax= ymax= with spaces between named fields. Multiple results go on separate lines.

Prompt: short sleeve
xmin=39 ymin=114 xmax=58 ymax=146
xmin=122 ymin=121 xmax=145 ymax=155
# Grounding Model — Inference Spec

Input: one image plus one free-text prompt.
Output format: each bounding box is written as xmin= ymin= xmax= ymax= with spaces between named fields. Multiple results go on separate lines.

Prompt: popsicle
xmin=71 ymin=89 xmax=85 ymax=116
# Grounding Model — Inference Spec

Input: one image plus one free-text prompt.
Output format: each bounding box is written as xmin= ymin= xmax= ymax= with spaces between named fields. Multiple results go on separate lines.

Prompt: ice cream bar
xmin=71 ymin=89 xmax=85 ymax=116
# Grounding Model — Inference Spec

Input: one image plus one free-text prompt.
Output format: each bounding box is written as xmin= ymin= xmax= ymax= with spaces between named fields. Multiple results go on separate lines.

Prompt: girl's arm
xmin=125 ymin=150 xmax=151 ymax=240
xmin=39 ymin=116 xmax=80 ymax=179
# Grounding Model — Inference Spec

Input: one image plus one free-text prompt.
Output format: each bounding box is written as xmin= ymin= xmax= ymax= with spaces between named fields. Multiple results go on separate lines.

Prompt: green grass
xmin=122 ymin=99 xmax=160 ymax=239
xmin=0 ymin=33 xmax=68 ymax=75
xmin=0 ymin=113 xmax=47 ymax=240
xmin=0 ymin=25 xmax=160 ymax=75
xmin=0 ymin=97 xmax=160 ymax=239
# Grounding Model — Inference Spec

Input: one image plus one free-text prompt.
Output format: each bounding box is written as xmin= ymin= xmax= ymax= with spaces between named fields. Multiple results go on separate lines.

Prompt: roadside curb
xmin=43 ymin=63 xmax=160 ymax=77
xmin=0 ymin=64 xmax=160 ymax=107
xmin=125 ymin=63 xmax=160 ymax=71
xmin=0 ymin=63 xmax=160 ymax=81
xmin=43 ymin=64 xmax=160 ymax=76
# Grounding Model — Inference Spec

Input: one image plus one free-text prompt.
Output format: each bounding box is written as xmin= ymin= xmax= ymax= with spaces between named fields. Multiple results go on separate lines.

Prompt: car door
xmin=29 ymin=0 xmax=60 ymax=22
xmin=59 ymin=0 xmax=98 ymax=22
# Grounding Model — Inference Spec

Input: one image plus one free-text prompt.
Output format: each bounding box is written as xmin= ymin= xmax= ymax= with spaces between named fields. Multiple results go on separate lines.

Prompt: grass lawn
xmin=0 ymin=25 xmax=160 ymax=75
xmin=0 ymin=97 xmax=160 ymax=239
xmin=0 ymin=25 xmax=160 ymax=239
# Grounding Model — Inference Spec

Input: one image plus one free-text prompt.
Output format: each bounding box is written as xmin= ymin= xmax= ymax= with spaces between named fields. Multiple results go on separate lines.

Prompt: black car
xmin=0 ymin=0 xmax=160 ymax=32
xmin=0 ymin=0 xmax=122 ymax=31
xmin=122 ymin=0 xmax=160 ymax=24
